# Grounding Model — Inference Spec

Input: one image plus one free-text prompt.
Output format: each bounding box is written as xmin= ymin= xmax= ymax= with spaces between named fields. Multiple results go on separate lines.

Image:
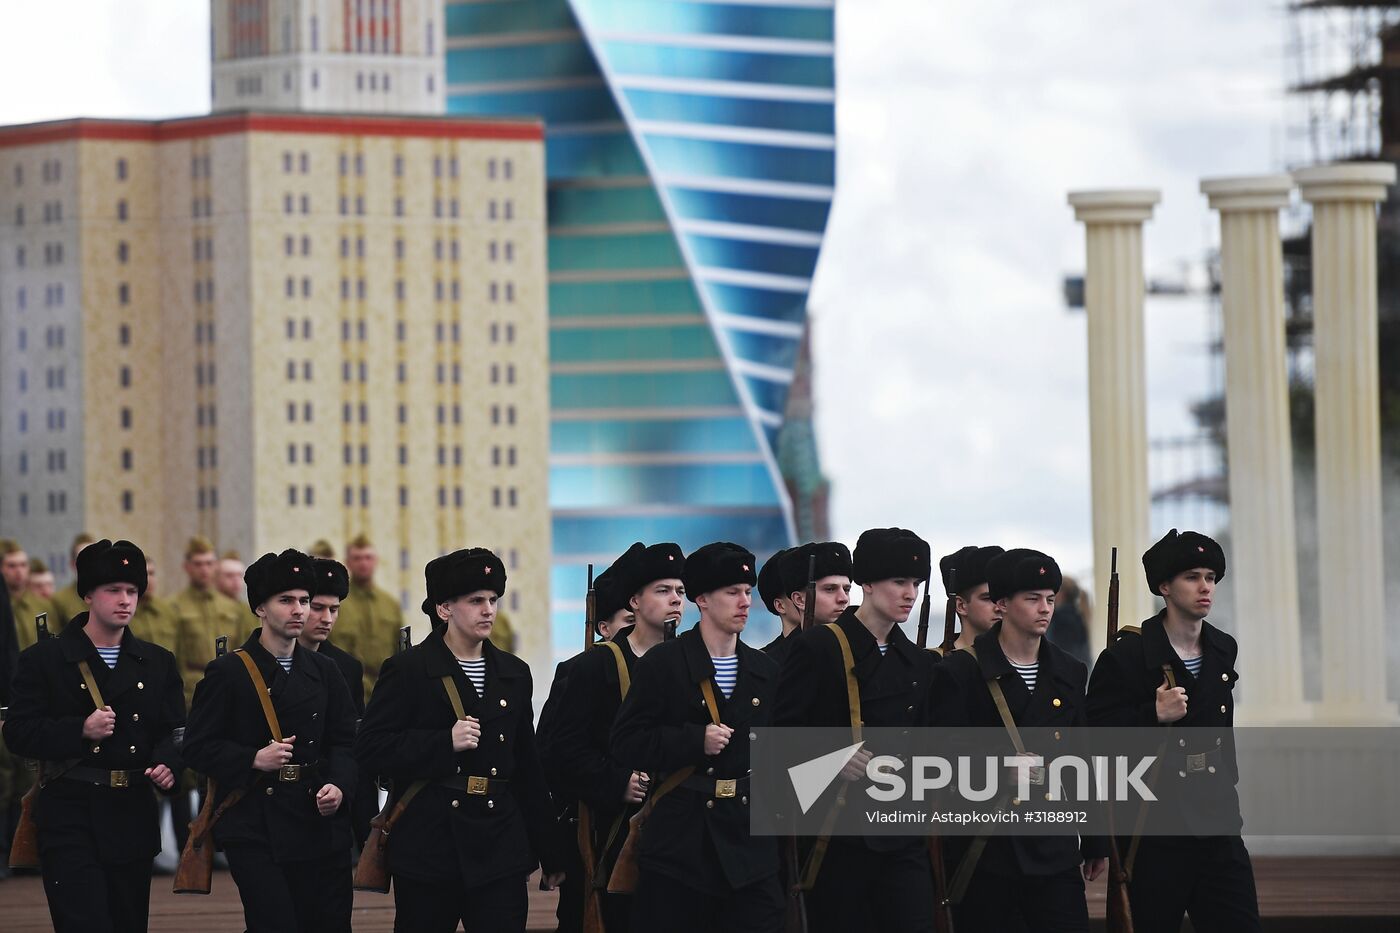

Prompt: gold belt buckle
xmin=279 ymin=764 xmax=302 ymax=783
xmin=715 ymin=779 xmax=737 ymax=799
xmin=467 ymin=776 xmax=490 ymax=795
xmin=1186 ymin=753 xmax=1208 ymax=773
xmin=110 ymin=770 xmax=129 ymax=789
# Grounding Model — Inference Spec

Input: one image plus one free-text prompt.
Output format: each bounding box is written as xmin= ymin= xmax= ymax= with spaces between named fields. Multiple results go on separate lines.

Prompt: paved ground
xmin=0 ymin=858 xmax=1396 ymax=931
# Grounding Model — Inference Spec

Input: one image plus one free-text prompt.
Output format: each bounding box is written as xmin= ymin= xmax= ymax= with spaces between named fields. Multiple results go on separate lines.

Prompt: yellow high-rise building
xmin=0 ymin=112 xmax=552 ymax=668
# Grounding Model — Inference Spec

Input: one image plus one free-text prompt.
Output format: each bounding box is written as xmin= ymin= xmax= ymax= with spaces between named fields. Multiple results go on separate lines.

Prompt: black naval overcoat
xmin=353 ymin=627 xmax=565 ymax=886
xmin=181 ymin=630 xmax=358 ymax=860
xmin=610 ymin=625 xmax=780 ymax=897
xmin=3 ymin=613 xmax=185 ymax=863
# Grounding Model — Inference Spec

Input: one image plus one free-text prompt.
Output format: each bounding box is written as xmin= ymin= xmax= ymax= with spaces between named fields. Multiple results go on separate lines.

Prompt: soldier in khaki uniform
xmin=49 ymin=534 xmax=96 ymax=629
xmin=170 ymin=536 xmax=246 ymax=711
xmin=130 ymin=555 xmax=179 ymax=651
xmin=216 ymin=550 xmax=245 ymax=605
xmin=26 ymin=559 xmax=56 ymax=601
xmin=3 ymin=539 xmax=58 ymax=650
xmin=334 ymin=534 xmax=402 ymax=699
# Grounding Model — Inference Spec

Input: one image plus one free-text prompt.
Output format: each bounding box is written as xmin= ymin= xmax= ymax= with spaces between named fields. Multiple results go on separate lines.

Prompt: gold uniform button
xmin=705 ymin=800 xmax=714 ymax=809
xmin=451 ymin=799 xmax=460 ymax=808
xmin=490 ymin=767 xmax=497 ymax=776
xmin=132 ymin=713 xmax=140 ymax=722
xmin=751 ymin=697 xmax=760 ymax=706
xmin=1052 ymin=698 xmax=1061 ymax=708
xmin=499 ymin=699 xmax=508 ymax=708
xmin=487 ymin=800 xmax=495 ymax=809
xmin=137 ymin=682 xmax=144 ymax=690
xmin=265 ymin=787 xmax=275 ymax=796
xmin=1221 ymin=674 xmax=1229 ymax=682
xmin=1219 ymin=705 xmax=1227 ymax=714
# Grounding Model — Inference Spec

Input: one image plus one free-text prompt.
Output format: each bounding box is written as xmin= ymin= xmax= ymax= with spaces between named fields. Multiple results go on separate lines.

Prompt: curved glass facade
xmin=446 ymin=0 xmax=835 ymax=657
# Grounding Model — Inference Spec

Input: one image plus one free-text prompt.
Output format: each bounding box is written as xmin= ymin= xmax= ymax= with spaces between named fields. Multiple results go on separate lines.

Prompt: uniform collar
xmin=422 ymin=625 xmax=521 ymax=681
xmin=970 ymin=620 xmax=1054 ymax=682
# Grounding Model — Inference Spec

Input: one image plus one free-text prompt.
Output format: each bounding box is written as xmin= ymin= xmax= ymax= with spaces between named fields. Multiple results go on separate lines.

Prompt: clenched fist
xmin=703 ymin=723 xmax=733 ymax=756
xmin=253 ymin=736 xmax=298 ymax=771
xmin=451 ymin=716 xmax=482 ymax=752
xmin=83 ymin=706 xmax=117 ymax=741
xmin=1156 ymin=684 xmax=1188 ymax=723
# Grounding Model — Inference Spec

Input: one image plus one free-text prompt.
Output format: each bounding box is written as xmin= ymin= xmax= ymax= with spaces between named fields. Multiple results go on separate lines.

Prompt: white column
xmin=1200 ymin=175 xmax=1310 ymax=722
xmin=1294 ymin=163 xmax=1399 ymax=723
xmin=1068 ymin=190 xmax=1159 ymax=650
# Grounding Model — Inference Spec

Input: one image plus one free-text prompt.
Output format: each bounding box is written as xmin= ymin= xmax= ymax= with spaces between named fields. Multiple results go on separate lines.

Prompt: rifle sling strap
xmin=233 ymin=650 xmax=284 ymax=742
xmin=800 ymin=623 xmax=864 ymax=891
xmin=41 ymin=659 xmax=106 ymax=788
xmin=601 ymin=641 xmax=632 ymax=700
xmin=948 ymin=646 xmax=1025 ymax=903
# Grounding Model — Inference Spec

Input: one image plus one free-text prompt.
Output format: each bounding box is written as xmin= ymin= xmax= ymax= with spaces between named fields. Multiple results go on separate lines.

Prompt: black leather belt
xmin=56 ymin=766 xmax=145 ymax=789
xmin=679 ymin=774 xmax=750 ymax=799
xmin=437 ymin=774 xmax=511 ymax=795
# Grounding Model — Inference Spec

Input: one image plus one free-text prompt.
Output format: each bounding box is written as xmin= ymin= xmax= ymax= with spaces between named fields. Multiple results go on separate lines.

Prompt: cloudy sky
xmin=0 ymin=1 xmax=1287 ymax=585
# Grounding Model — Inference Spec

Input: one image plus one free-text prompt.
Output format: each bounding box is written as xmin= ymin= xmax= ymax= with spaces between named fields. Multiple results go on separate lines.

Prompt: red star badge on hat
xmin=742 ymin=564 xmax=750 ymax=572
xmin=1039 ymin=567 xmax=1047 ymax=575
xmin=121 ymin=558 xmax=129 ymax=566
xmin=1197 ymin=546 xmax=1205 ymax=553
xmin=484 ymin=566 xmax=492 ymax=574
xmin=293 ymin=566 xmax=300 ymax=572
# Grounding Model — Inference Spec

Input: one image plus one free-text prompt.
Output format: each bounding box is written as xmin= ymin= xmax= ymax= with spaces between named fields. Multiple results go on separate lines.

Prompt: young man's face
xmin=2 ymin=550 xmax=30 ymax=593
xmin=86 ymin=582 xmax=139 ymax=629
xmin=29 ymin=571 xmax=55 ymax=600
xmin=956 ymin=583 xmax=1002 ymax=637
xmin=791 ymin=575 xmax=853 ymax=626
xmin=697 ymin=584 xmax=752 ymax=636
xmin=630 ymin=579 xmax=684 ymax=634
xmin=598 ymin=607 xmax=634 ymax=640
xmin=1159 ymin=568 xmax=1216 ymax=621
xmin=217 ymin=559 xmax=245 ymax=600
xmin=999 ymin=589 xmax=1055 ymax=639
xmin=862 ymin=577 xmax=920 ymax=624
xmin=347 ymin=546 xmax=377 ymax=584
xmin=439 ymin=589 xmax=497 ymax=643
xmin=257 ymin=589 xmax=310 ymax=640
xmin=305 ymin=595 xmax=342 ymax=643
xmin=184 ymin=550 xmax=217 ymax=589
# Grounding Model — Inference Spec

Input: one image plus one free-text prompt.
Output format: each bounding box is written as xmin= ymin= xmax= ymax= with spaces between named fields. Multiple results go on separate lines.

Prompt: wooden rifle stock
xmin=915 ymin=578 xmax=932 ymax=649
xmin=801 ymin=554 xmax=817 ymax=632
xmin=174 ymin=634 xmax=232 ymax=894
xmin=940 ymin=569 xmax=959 ymax=655
xmin=584 ymin=563 xmax=596 ymax=652
xmin=606 ymin=804 xmax=646 ymax=894
xmin=1103 ymin=548 xmax=1134 ymax=933
xmin=8 ymin=614 xmax=58 ymax=869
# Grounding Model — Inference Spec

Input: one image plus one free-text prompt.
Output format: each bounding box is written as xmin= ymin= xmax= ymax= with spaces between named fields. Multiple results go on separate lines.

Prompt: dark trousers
xmin=1126 ymin=836 xmax=1261 ymax=933
xmin=39 ymin=841 xmax=152 ymax=933
xmin=224 ymin=844 xmax=352 ymax=933
xmin=806 ymin=841 xmax=935 ymax=933
xmin=953 ymin=865 xmax=1089 ymax=933
xmin=632 ymin=867 xmax=783 ymax=933
xmin=392 ymin=873 xmax=529 ymax=933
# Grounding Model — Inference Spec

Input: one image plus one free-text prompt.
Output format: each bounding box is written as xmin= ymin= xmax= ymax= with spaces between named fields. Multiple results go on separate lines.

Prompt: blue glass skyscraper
xmin=444 ymin=0 xmax=835 ymax=654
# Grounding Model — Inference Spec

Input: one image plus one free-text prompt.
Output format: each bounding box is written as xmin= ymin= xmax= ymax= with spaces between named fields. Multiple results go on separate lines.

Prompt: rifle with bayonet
xmin=577 ymin=565 xmax=608 ymax=933
xmin=914 ymin=578 xmax=957 ymax=933
xmin=780 ymin=555 xmax=818 ymax=933
xmin=7 ymin=613 xmax=54 ymax=869
xmin=397 ymin=625 xmax=412 ymax=654
xmin=174 ymin=634 xmax=232 ymax=893
xmin=1104 ymin=548 xmax=1134 ymax=933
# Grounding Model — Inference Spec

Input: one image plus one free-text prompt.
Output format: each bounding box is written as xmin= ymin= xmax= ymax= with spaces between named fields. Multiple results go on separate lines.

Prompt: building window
xmin=288 ymin=485 xmax=298 ymax=506
xmin=119 ymin=324 xmax=130 ymax=345
xmin=120 ymin=407 xmax=132 ymax=429
xmin=121 ymin=449 xmax=133 ymax=471
xmin=305 ymin=485 xmax=314 ymax=506
xmin=283 ymin=152 xmax=293 ymax=174
xmin=119 ymin=366 xmax=131 ymax=388
xmin=121 ymin=491 xmax=133 ymax=512
xmin=118 ymin=283 xmax=130 ymax=305
xmin=117 ymin=241 xmax=128 ymax=263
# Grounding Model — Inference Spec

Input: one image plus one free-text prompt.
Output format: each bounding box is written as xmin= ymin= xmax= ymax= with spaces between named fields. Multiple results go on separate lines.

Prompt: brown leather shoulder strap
xmin=233 ymin=649 xmax=284 ymax=742
xmin=965 ymin=645 xmax=1027 ymax=755
xmin=642 ymin=679 xmax=722 ymax=817
xmin=77 ymin=660 xmax=106 ymax=710
xmin=699 ymin=678 xmax=720 ymax=725
xmin=1161 ymin=662 xmax=1178 ymax=691
xmin=441 ymin=674 xmax=468 ymax=721
xmin=823 ymin=622 xmax=863 ymax=741
xmin=383 ymin=779 xmax=429 ymax=832
xmin=602 ymin=640 xmax=631 ymax=701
